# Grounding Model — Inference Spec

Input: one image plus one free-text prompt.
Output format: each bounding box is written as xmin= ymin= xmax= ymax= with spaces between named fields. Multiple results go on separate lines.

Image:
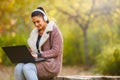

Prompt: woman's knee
xmin=14 ymin=63 xmax=24 ymax=74
xmin=23 ymin=63 xmax=36 ymax=73
xmin=15 ymin=63 xmax=24 ymax=71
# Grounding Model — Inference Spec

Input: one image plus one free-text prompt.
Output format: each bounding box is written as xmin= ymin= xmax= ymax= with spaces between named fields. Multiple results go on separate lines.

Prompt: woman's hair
xmin=31 ymin=7 xmax=49 ymax=23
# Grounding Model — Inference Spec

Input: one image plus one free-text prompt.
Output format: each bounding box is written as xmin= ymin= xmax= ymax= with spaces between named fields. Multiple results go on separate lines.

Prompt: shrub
xmin=95 ymin=45 xmax=120 ymax=75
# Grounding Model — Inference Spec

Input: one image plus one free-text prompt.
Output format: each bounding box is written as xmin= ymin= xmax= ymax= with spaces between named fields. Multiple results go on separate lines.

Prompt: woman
xmin=14 ymin=7 xmax=63 ymax=80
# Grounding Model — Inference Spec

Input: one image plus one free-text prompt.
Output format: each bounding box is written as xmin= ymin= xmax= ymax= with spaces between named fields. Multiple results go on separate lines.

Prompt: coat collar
xmin=27 ymin=21 xmax=56 ymax=53
xmin=39 ymin=21 xmax=55 ymax=48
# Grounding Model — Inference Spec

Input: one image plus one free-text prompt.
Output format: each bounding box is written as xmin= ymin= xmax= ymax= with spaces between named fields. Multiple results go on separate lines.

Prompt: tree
xmin=52 ymin=0 xmax=120 ymax=68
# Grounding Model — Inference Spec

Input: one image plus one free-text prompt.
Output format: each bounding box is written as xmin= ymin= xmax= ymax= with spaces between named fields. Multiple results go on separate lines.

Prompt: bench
xmin=54 ymin=76 xmax=120 ymax=80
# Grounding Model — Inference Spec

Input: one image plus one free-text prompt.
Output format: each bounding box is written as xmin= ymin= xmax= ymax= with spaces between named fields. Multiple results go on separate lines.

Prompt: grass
xmin=0 ymin=65 xmax=14 ymax=80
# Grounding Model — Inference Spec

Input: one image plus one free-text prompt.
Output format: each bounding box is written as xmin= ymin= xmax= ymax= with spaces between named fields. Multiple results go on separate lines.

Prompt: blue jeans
xmin=14 ymin=63 xmax=38 ymax=80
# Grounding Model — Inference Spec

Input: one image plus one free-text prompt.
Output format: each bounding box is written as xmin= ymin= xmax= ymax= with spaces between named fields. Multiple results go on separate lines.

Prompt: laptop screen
xmin=2 ymin=45 xmax=35 ymax=63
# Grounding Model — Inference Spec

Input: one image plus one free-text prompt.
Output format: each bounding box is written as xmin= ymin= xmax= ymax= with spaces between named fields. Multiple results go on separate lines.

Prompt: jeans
xmin=14 ymin=63 xmax=38 ymax=80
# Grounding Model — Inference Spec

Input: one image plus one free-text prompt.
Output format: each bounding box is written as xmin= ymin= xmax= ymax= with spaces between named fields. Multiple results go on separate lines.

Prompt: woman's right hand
xmin=31 ymin=52 xmax=38 ymax=59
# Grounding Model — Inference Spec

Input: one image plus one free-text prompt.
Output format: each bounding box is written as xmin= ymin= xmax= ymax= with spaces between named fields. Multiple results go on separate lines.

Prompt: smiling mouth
xmin=38 ymin=29 xmax=41 ymax=32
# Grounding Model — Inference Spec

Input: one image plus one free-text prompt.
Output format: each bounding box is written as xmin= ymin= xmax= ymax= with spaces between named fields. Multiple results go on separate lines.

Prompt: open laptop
xmin=2 ymin=45 xmax=45 ymax=63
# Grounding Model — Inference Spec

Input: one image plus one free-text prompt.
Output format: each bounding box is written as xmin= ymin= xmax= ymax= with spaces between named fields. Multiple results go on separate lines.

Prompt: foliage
xmin=62 ymin=24 xmax=84 ymax=65
xmin=95 ymin=45 xmax=120 ymax=75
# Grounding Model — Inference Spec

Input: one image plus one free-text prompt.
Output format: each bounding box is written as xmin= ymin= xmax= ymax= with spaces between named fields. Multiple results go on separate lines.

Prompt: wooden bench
xmin=53 ymin=76 xmax=120 ymax=80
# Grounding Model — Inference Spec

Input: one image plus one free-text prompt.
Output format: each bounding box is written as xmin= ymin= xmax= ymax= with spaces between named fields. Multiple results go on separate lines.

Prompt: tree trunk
xmin=83 ymin=28 xmax=89 ymax=69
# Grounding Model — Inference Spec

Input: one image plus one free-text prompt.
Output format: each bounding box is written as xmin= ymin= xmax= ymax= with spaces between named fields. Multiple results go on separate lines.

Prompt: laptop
xmin=2 ymin=45 xmax=45 ymax=63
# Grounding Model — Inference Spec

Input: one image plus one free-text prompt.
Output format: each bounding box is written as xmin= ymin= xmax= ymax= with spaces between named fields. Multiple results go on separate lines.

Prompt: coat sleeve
xmin=41 ymin=26 xmax=63 ymax=58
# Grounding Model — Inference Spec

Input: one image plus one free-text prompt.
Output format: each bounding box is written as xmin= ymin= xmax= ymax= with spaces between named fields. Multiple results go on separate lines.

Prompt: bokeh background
xmin=0 ymin=0 xmax=120 ymax=80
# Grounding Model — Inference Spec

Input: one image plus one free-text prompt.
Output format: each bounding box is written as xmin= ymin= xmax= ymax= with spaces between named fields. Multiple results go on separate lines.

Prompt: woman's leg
xmin=23 ymin=63 xmax=38 ymax=80
xmin=14 ymin=63 xmax=25 ymax=80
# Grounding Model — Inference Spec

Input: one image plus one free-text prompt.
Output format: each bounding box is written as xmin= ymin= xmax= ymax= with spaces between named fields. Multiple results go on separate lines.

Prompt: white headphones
xmin=32 ymin=9 xmax=48 ymax=21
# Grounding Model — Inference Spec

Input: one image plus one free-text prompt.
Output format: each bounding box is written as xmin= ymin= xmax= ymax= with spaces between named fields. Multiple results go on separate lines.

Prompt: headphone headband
xmin=32 ymin=9 xmax=48 ymax=21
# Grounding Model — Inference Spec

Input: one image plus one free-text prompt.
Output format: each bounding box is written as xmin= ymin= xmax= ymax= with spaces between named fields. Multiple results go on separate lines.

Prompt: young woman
xmin=14 ymin=7 xmax=63 ymax=80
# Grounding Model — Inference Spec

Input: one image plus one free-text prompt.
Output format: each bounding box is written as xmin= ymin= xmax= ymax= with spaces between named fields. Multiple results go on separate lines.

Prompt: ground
xmin=0 ymin=64 xmax=94 ymax=80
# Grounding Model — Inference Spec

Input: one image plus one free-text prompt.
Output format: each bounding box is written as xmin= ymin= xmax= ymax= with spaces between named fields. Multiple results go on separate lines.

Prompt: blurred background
xmin=0 ymin=0 xmax=120 ymax=80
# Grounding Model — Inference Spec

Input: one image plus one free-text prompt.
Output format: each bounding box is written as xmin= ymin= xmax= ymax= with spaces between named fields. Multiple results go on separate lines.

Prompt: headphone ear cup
xmin=44 ymin=15 xmax=48 ymax=21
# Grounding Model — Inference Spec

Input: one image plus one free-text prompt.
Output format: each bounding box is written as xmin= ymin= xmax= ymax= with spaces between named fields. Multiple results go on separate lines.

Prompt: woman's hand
xmin=29 ymin=48 xmax=38 ymax=58
xmin=31 ymin=52 xmax=38 ymax=59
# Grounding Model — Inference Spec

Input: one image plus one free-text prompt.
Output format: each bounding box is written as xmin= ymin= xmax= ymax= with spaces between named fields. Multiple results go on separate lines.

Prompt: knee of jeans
xmin=23 ymin=63 xmax=34 ymax=72
xmin=14 ymin=63 xmax=24 ymax=73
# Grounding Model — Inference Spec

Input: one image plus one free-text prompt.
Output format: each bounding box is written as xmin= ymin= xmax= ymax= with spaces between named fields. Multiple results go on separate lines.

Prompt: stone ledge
xmin=55 ymin=76 xmax=120 ymax=80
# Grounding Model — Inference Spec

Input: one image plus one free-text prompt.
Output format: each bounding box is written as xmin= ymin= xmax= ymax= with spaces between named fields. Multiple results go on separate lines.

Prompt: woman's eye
xmin=37 ymin=21 xmax=39 ymax=23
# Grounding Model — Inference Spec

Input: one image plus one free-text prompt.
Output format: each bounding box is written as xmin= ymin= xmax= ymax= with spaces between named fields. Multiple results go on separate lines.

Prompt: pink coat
xmin=28 ymin=21 xmax=63 ymax=79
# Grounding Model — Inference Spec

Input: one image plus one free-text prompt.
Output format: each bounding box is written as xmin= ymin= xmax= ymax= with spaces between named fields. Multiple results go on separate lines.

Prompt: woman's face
xmin=32 ymin=16 xmax=47 ymax=31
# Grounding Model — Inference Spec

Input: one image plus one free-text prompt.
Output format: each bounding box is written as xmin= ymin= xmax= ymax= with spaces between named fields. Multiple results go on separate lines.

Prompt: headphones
xmin=32 ymin=9 xmax=48 ymax=21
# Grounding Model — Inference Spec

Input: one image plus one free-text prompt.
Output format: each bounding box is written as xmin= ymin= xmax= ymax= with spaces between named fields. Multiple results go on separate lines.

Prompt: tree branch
xmin=56 ymin=7 xmax=84 ymax=29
